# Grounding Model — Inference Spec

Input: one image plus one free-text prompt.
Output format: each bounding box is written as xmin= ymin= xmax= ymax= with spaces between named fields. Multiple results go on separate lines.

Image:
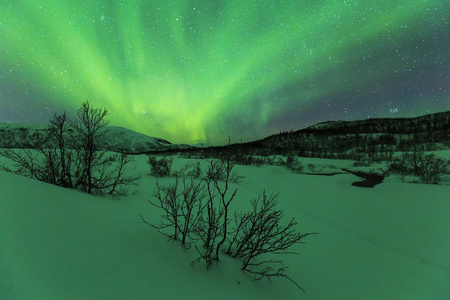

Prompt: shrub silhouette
xmin=141 ymin=175 xmax=207 ymax=248
xmin=192 ymin=158 xmax=238 ymax=267
xmin=388 ymin=149 xmax=447 ymax=184
xmin=148 ymin=155 xmax=174 ymax=177
xmin=143 ymin=158 xmax=316 ymax=291
xmin=286 ymin=153 xmax=303 ymax=173
xmin=0 ymin=101 xmax=139 ymax=196
xmin=226 ymin=190 xmax=317 ymax=291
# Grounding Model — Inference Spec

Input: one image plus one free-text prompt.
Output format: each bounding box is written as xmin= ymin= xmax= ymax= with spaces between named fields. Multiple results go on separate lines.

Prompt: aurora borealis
xmin=1 ymin=1 xmax=448 ymax=145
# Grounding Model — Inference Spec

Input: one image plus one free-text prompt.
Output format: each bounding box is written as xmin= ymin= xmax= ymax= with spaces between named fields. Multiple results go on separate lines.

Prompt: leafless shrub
xmin=70 ymin=101 xmax=109 ymax=193
xmin=92 ymin=153 xmax=140 ymax=196
xmin=418 ymin=154 xmax=447 ymax=184
xmin=0 ymin=102 xmax=139 ymax=196
xmin=232 ymin=153 xmax=266 ymax=167
xmin=192 ymin=157 xmax=238 ymax=267
xmin=141 ymin=158 xmax=317 ymax=292
xmin=307 ymin=163 xmax=316 ymax=172
xmin=388 ymin=150 xmax=447 ymax=184
xmin=226 ymin=191 xmax=317 ymax=291
xmin=352 ymin=156 xmax=372 ymax=167
xmin=172 ymin=161 xmax=202 ymax=179
xmin=46 ymin=111 xmax=74 ymax=187
xmin=142 ymin=175 xmax=207 ymax=248
xmin=286 ymin=153 xmax=303 ymax=173
xmin=148 ymin=155 xmax=174 ymax=177
xmin=187 ymin=161 xmax=202 ymax=178
xmin=0 ymin=149 xmax=43 ymax=179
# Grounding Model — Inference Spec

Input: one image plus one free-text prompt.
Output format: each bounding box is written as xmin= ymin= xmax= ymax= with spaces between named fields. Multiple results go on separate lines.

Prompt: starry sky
xmin=1 ymin=0 xmax=449 ymax=145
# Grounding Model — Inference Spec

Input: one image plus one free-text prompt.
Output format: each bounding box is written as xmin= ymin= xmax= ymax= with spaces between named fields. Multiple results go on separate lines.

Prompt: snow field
xmin=1 ymin=154 xmax=449 ymax=299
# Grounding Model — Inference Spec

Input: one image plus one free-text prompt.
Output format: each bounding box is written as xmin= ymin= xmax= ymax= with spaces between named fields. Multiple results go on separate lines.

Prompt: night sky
xmin=1 ymin=1 xmax=448 ymax=145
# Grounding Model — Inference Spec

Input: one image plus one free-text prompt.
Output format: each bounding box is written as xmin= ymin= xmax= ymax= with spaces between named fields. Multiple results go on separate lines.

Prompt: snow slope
xmin=0 ymin=123 xmax=189 ymax=152
xmin=104 ymin=126 xmax=173 ymax=152
xmin=1 ymin=155 xmax=449 ymax=299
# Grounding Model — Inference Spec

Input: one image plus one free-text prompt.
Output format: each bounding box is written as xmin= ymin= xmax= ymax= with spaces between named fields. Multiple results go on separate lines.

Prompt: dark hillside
xmin=154 ymin=111 xmax=450 ymax=161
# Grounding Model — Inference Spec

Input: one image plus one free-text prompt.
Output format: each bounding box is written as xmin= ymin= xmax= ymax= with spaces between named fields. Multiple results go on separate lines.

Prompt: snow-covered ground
xmin=1 ymin=155 xmax=449 ymax=299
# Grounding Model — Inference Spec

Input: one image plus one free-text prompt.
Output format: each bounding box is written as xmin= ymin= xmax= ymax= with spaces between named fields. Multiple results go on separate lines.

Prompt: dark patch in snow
xmin=302 ymin=172 xmax=347 ymax=176
xmin=342 ymin=168 xmax=385 ymax=188
xmin=351 ymin=180 xmax=382 ymax=188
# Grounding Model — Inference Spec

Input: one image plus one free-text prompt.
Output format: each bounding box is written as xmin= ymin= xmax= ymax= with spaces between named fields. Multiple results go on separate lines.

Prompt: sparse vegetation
xmin=3 ymin=106 xmax=449 ymax=297
xmin=227 ymin=191 xmax=317 ymax=291
xmin=388 ymin=149 xmax=448 ymax=184
xmin=307 ymin=163 xmax=316 ymax=172
xmin=191 ymin=158 xmax=238 ymax=267
xmin=166 ymin=111 xmax=450 ymax=168
xmin=0 ymin=101 xmax=139 ymax=196
xmin=285 ymin=153 xmax=303 ymax=173
xmin=188 ymin=161 xmax=202 ymax=178
xmin=141 ymin=175 xmax=207 ymax=248
xmin=148 ymin=155 xmax=174 ymax=177
xmin=352 ymin=156 xmax=372 ymax=167
xmin=142 ymin=156 xmax=316 ymax=291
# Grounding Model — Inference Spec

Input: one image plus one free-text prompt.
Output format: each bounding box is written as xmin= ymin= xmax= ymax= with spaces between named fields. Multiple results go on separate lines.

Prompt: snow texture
xmin=1 ymin=155 xmax=449 ymax=299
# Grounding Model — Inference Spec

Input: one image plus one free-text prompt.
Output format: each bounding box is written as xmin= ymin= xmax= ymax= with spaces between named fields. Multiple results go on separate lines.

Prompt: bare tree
xmin=192 ymin=158 xmax=237 ymax=267
xmin=45 ymin=111 xmax=74 ymax=187
xmin=92 ymin=153 xmax=140 ymax=196
xmin=142 ymin=175 xmax=207 ymax=248
xmin=141 ymin=159 xmax=317 ymax=291
xmin=142 ymin=178 xmax=180 ymax=240
xmin=0 ymin=148 xmax=42 ymax=179
xmin=192 ymin=163 xmax=222 ymax=267
xmin=72 ymin=101 xmax=109 ymax=194
xmin=286 ymin=153 xmax=303 ymax=173
xmin=212 ymin=156 xmax=238 ymax=259
xmin=0 ymin=102 xmax=139 ymax=196
xmin=179 ymin=177 xmax=208 ymax=245
xmin=0 ymin=112 xmax=74 ymax=184
xmin=227 ymin=190 xmax=317 ymax=291
xmin=388 ymin=150 xmax=447 ymax=184
xmin=148 ymin=156 xmax=174 ymax=177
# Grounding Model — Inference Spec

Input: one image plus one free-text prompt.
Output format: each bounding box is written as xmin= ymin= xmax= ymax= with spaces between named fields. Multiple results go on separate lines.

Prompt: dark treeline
xmin=1 ymin=111 xmax=448 ymax=161
xmin=273 ymin=111 xmax=450 ymax=136
xmin=149 ymin=111 xmax=450 ymax=162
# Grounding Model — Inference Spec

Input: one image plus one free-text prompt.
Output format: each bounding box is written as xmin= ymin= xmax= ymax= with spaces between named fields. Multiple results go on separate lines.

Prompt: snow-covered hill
xmin=0 ymin=122 xmax=192 ymax=153
xmin=249 ymin=111 xmax=450 ymax=155
xmin=102 ymin=126 xmax=173 ymax=152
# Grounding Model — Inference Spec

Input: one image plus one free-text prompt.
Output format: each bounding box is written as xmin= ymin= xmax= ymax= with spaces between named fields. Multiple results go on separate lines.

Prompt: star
xmin=0 ymin=1 xmax=447 ymax=144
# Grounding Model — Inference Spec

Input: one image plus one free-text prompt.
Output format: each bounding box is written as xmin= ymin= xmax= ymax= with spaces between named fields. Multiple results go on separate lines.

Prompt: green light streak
xmin=1 ymin=0 xmax=446 ymax=144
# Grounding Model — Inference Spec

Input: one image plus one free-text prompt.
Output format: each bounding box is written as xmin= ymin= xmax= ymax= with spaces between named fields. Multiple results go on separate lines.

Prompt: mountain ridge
xmin=0 ymin=123 xmax=192 ymax=152
xmin=1 ymin=111 xmax=448 ymax=155
xmin=251 ymin=111 xmax=450 ymax=155
xmin=150 ymin=111 xmax=450 ymax=159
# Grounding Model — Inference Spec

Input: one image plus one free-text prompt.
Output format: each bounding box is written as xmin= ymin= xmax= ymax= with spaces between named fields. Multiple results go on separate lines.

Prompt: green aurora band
xmin=1 ymin=0 xmax=448 ymax=144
